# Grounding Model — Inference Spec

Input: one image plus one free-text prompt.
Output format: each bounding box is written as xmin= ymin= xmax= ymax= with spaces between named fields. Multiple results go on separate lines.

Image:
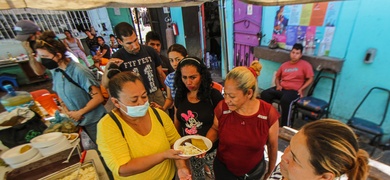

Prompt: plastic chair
xmin=212 ymin=81 xmax=224 ymax=94
xmin=30 ymin=89 xmax=59 ymax=116
xmin=347 ymin=87 xmax=390 ymax=155
xmin=293 ymin=69 xmax=337 ymax=121
xmin=30 ymin=89 xmax=51 ymax=99
xmin=0 ymin=73 xmax=19 ymax=91
xmin=35 ymin=95 xmax=59 ymax=116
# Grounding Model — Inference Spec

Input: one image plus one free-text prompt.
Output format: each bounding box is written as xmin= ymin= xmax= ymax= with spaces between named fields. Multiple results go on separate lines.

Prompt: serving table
xmin=5 ymin=148 xmax=109 ymax=180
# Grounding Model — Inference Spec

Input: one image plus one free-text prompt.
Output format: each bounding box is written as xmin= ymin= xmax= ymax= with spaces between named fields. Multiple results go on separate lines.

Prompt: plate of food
xmin=173 ymin=135 xmax=212 ymax=157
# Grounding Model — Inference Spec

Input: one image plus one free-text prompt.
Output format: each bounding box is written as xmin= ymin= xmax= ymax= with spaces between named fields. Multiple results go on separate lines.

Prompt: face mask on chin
xmin=119 ymin=101 xmax=149 ymax=118
xmin=41 ymin=56 xmax=59 ymax=70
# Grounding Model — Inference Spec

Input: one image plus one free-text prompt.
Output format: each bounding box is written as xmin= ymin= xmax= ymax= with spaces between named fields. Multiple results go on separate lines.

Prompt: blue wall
xmin=170 ymin=7 xmax=186 ymax=47
xmin=224 ymin=0 xmax=234 ymax=79
xmin=259 ymin=0 xmax=390 ymax=140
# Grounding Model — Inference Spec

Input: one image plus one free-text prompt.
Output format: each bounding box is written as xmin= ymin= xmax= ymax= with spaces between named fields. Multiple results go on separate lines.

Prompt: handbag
xmin=0 ymin=108 xmax=47 ymax=148
xmin=79 ymin=127 xmax=97 ymax=150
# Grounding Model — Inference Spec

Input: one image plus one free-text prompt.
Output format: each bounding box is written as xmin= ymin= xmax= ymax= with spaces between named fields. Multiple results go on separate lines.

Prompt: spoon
xmin=62 ymin=138 xmax=80 ymax=163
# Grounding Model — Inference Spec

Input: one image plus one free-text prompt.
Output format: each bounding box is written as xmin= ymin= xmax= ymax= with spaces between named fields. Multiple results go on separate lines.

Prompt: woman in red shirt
xmin=207 ymin=66 xmax=279 ymax=180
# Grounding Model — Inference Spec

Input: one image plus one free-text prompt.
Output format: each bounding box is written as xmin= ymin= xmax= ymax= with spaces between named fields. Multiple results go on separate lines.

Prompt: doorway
xmin=182 ymin=6 xmax=202 ymax=58
xmin=130 ymin=7 xmax=151 ymax=44
xmin=204 ymin=1 xmax=222 ymax=71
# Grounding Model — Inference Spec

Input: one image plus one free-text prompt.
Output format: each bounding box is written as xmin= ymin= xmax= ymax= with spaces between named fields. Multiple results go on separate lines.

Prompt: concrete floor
xmin=1 ymin=68 xmax=390 ymax=179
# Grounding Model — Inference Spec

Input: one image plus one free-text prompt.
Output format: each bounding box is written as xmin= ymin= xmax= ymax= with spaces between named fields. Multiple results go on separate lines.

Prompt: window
xmin=0 ymin=8 xmax=92 ymax=40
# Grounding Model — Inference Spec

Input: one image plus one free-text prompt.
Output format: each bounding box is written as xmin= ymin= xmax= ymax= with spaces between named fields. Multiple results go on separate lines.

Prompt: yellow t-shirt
xmin=97 ymin=108 xmax=181 ymax=179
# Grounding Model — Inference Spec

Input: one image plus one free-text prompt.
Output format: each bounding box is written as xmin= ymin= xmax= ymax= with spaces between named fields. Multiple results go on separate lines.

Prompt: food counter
xmin=0 ymin=59 xmax=49 ymax=85
xmin=4 ymin=148 xmax=109 ymax=179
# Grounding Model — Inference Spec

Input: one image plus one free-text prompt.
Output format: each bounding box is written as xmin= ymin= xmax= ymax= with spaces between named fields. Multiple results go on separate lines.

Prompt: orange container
xmin=100 ymin=58 xmax=109 ymax=66
xmin=35 ymin=94 xmax=59 ymax=116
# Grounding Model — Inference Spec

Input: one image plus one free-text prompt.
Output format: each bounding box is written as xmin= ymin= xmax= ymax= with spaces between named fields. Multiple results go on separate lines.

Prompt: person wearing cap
xmin=14 ymin=20 xmax=80 ymax=75
xmin=14 ymin=20 xmax=46 ymax=75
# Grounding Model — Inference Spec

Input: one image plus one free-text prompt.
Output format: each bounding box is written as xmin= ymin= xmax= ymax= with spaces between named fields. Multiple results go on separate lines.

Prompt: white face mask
xmin=119 ymin=101 xmax=149 ymax=117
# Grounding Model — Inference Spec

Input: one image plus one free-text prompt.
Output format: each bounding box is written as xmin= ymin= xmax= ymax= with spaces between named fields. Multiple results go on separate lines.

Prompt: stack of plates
xmin=30 ymin=132 xmax=72 ymax=157
xmin=1 ymin=143 xmax=43 ymax=168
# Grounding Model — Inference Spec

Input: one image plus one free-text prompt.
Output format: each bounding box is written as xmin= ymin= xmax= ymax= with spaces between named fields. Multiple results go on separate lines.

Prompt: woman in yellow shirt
xmin=97 ymin=70 xmax=191 ymax=179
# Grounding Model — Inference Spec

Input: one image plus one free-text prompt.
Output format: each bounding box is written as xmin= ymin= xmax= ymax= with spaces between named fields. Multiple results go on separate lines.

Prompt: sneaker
xmin=89 ymin=65 xmax=96 ymax=69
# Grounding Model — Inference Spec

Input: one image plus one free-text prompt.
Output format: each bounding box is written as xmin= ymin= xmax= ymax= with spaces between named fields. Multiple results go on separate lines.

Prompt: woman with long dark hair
xmin=174 ymin=57 xmax=223 ymax=179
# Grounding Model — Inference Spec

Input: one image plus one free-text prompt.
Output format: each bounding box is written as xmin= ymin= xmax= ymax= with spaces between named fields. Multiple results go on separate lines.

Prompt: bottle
xmin=7 ymin=52 xmax=12 ymax=59
xmin=206 ymin=52 xmax=211 ymax=69
xmin=1 ymin=85 xmax=43 ymax=117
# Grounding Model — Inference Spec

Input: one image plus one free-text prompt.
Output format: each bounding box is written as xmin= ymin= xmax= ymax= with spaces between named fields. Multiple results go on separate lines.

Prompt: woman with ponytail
xmin=268 ymin=119 xmax=369 ymax=180
xmin=96 ymin=70 xmax=191 ymax=179
xmin=34 ymin=31 xmax=105 ymax=144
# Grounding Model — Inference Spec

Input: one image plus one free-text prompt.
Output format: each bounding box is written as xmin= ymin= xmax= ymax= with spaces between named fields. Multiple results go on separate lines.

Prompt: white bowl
xmin=30 ymin=132 xmax=65 ymax=148
xmin=10 ymin=151 xmax=43 ymax=169
xmin=63 ymin=133 xmax=79 ymax=143
xmin=173 ymin=135 xmax=212 ymax=157
xmin=1 ymin=143 xmax=39 ymax=165
xmin=38 ymin=136 xmax=72 ymax=157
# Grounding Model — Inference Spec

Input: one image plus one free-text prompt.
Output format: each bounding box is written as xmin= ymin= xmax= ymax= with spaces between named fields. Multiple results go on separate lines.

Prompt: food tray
xmin=38 ymin=159 xmax=99 ymax=180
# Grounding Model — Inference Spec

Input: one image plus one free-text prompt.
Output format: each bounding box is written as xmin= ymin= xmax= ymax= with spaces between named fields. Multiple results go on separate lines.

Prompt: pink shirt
xmin=276 ymin=59 xmax=314 ymax=91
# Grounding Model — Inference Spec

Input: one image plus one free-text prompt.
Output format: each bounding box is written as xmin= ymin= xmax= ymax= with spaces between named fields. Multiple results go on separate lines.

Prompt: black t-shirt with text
xmin=112 ymin=45 xmax=162 ymax=94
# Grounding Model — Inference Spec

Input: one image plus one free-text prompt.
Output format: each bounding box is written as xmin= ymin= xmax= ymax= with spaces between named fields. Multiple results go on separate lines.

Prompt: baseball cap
xmin=14 ymin=20 xmax=41 ymax=41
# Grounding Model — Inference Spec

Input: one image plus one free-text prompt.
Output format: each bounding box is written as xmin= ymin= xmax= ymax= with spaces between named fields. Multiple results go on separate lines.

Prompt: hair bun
xmin=108 ymin=63 xmax=119 ymax=70
xmin=107 ymin=68 xmax=121 ymax=79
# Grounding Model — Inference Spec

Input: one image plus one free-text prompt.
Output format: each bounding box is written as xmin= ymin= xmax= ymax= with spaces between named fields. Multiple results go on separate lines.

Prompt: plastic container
xmin=1 ymin=85 xmax=42 ymax=116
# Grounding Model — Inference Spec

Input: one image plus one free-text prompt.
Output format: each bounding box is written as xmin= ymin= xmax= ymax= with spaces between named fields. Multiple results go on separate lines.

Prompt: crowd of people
xmin=14 ymin=19 xmax=371 ymax=180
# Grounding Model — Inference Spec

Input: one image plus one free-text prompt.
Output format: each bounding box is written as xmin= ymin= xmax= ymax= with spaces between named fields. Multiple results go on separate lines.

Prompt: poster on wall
xmin=272 ymin=2 xmax=341 ymax=56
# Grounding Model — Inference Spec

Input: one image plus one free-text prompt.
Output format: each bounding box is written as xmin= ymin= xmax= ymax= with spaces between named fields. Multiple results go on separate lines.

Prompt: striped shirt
xmin=164 ymin=71 xmax=176 ymax=100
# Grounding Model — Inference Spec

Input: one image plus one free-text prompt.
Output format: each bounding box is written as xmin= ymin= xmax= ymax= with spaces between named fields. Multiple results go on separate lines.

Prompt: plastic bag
xmin=0 ymin=108 xmax=47 ymax=148
xmin=80 ymin=128 xmax=97 ymax=150
xmin=44 ymin=111 xmax=79 ymax=133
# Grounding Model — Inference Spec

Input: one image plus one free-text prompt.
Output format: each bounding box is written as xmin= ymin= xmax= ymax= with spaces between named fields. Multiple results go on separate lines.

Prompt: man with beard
xmin=102 ymin=22 xmax=167 ymax=108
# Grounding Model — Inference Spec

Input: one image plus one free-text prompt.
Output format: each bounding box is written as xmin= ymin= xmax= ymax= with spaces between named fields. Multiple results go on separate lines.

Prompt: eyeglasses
xmin=36 ymin=40 xmax=54 ymax=48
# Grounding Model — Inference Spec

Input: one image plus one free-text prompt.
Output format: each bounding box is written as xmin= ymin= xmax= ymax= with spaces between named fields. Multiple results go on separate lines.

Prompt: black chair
xmin=347 ymin=87 xmax=390 ymax=155
xmin=293 ymin=69 xmax=337 ymax=121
